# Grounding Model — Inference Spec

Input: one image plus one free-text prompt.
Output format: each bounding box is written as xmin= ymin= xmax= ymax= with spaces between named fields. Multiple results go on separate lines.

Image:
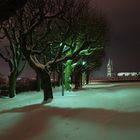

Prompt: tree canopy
xmin=0 ymin=0 xmax=108 ymax=100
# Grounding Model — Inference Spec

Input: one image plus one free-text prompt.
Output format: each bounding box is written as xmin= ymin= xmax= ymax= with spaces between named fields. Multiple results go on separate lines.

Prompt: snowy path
xmin=0 ymin=82 xmax=140 ymax=140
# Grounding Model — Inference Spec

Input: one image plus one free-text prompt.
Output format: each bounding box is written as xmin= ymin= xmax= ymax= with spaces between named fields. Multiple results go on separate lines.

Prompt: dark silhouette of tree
xmin=0 ymin=0 xmax=107 ymax=102
xmin=61 ymin=13 xmax=107 ymax=90
xmin=20 ymin=0 xmax=96 ymax=102
xmin=0 ymin=0 xmax=69 ymax=101
xmin=0 ymin=33 xmax=26 ymax=98
xmin=0 ymin=0 xmax=27 ymax=21
xmin=34 ymin=0 xmax=107 ymax=91
xmin=73 ymin=48 xmax=105 ymax=89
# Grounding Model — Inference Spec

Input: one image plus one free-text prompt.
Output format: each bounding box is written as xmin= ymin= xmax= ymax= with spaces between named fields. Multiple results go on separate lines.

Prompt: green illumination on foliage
xmin=60 ymin=43 xmax=63 ymax=46
xmin=79 ymin=48 xmax=94 ymax=56
xmin=64 ymin=60 xmax=73 ymax=91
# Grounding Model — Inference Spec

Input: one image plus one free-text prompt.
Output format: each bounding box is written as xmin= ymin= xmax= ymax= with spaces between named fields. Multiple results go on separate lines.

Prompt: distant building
xmin=105 ymin=58 xmax=140 ymax=78
xmin=107 ymin=58 xmax=113 ymax=77
xmin=117 ymin=72 xmax=140 ymax=77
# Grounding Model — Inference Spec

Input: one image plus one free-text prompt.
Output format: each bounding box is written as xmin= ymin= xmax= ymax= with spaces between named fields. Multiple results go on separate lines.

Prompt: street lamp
xmin=82 ymin=61 xmax=86 ymax=65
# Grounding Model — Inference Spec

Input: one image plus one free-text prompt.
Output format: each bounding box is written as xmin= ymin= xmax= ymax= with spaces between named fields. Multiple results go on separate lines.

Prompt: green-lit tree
xmin=72 ymin=48 xmax=105 ymax=89
xmin=24 ymin=0 xmax=107 ymax=97
xmin=61 ymin=13 xmax=107 ymax=90
xmin=19 ymin=0 xmax=95 ymax=101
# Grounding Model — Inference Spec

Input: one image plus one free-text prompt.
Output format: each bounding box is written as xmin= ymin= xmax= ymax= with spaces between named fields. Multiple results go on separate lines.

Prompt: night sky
xmin=1 ymin=0 xmax=140 ymax=77
xmin=94 ymin=0 xmax=140 ymax=76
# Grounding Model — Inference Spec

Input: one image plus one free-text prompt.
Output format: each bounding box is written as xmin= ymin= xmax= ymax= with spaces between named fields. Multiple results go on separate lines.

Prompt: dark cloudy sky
xmin=93 ymin=0 xmax=140 ymax=76
xmin=1 ymin=0 xmax=140 ymax=77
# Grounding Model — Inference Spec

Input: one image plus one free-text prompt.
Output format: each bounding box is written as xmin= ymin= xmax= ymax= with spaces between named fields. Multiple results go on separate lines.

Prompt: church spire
xmin=107 ymin=58 xmax=113 ymax=77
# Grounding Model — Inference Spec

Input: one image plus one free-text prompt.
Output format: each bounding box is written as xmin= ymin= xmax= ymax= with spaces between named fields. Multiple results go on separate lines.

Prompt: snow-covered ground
xmin=0 ymin=82 xmax=140 ymax=140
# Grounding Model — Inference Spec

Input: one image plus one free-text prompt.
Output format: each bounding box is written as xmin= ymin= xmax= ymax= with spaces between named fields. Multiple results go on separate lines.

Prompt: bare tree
xmin=18 ymin=0 xmax=67 ymax=102
xmin=0 ymin=0 xmax=67 ymax=101
xmin=19 ymin=0 xmax=94 ymax=102
xmin=1 ymin=0 xmax=107 ymax=102
xmin=0 ymin=33 xmax=26 ymax=98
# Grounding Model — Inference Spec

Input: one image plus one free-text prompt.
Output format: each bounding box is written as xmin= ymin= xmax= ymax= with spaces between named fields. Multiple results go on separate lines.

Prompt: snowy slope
xmin=0 ymin=82 xmax=140 ymax=140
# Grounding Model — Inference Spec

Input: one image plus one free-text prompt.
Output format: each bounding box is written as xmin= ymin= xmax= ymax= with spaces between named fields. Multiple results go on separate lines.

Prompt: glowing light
xmin=82 ymin=61 xmax=86 ymax=65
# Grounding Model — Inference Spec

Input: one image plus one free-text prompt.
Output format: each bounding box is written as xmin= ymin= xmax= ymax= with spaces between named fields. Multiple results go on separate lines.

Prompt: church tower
xmin=107 ymin=58 xmax=113 ymax=77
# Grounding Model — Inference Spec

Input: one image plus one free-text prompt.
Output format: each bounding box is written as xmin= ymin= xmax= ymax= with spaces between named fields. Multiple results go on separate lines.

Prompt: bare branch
xmin=0 ymin=35 xmax=6 ymax=39
xmin=2 ymin=27 xmax=16 ymax=56
xmin=17 ymin=61 xmax=27 ymax=77
xmin=24 ymin=18 xmax=42 ymax=35
xmin=4 ymin=45 xmax=11 ymax=56
xmin=0 ymin=50 xmax=10 ymax=62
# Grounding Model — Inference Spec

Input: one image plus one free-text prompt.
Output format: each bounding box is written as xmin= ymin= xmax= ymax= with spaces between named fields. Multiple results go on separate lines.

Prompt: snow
xmin=0 ymin=82 xmax=140 ymax=140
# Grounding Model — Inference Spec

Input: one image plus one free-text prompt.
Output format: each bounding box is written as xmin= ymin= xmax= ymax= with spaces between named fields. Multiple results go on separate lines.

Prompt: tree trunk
xmin=20 ymin=36 xmax=53 ymax=101
xmin=74 ymin=71 xmax=81 ymax=89
xmin=36 ymin=72 xmax=41 ymax=91
xmin=40 ymin=70 xmax=53 ymax=101
xmin=57 ymin=72 xmax=62 ymax=86
xmin=52 ymin=70 xmax=56 ymax=88
xmin=80 ymin=73 xmax=82 ymax=87
xmin=86 ymin=71 xmax=90 ymax=84
xmin=9 ymin=71 xmax=17 ymax=98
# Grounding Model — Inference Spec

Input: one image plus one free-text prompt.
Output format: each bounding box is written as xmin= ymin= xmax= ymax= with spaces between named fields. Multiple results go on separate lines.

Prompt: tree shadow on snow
xmin=0 ymin=103 xmax=140 ymax=140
